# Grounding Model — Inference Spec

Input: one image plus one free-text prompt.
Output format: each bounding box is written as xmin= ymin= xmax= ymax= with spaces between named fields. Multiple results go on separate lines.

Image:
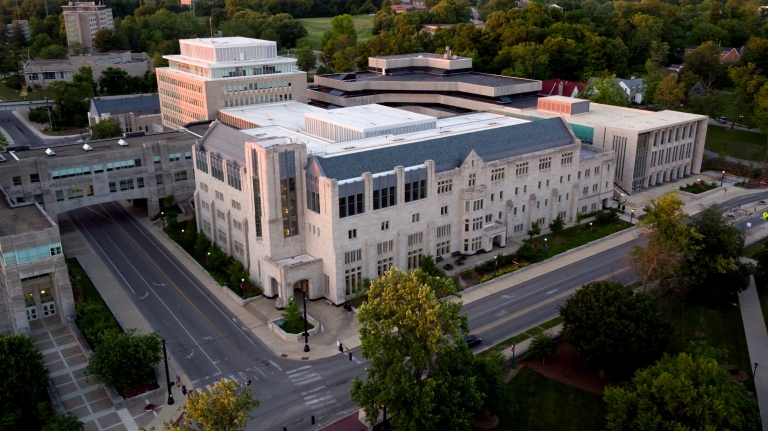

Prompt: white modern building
xmin=192 ymin=103 xmax=614 ymax=307
xmin=156 ymin=37 xmax=307 ymax=130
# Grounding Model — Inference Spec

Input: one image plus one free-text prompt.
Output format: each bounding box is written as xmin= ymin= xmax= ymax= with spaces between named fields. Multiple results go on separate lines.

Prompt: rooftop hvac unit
xmin=45 ymin=148 xmax=56 ymax=156
xmin=83 ymin=144 xmax=93 ymax=151
xmin=118 ymin=139 xmax=128 ymax=147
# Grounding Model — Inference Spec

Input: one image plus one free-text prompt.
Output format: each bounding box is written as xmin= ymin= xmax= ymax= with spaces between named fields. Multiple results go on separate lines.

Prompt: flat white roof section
xmin=304 ymin=105 xmax=437 ymax=141
xmin=219 ymin=102 xmax=327 ymax=133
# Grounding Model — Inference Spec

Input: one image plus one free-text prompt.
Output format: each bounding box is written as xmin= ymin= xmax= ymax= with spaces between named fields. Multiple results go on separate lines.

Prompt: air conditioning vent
xmin=118 ymin=139 xmax=128 ymax=147
xmin=83 ymin=144 xmax=93 ymax=151
xmin=45 ymin=148 xmax=56 ymax=156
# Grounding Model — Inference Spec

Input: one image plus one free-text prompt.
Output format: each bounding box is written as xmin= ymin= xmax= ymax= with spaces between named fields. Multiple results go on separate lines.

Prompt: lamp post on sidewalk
xmin=206 ymin=252 xmax=210 ymax=270
xmin=161 ymin=211 xmax=165 ymax=229
xmin=630 ymin=209 xmax=635 ymax=225
xmin=753 ymin=362 xmax=759 ymax=387
xmin=588 ymin=222 xmax=593 ymax=242
xmin=544 ymin=238 xmax=548 ymax=250
xmin=240 ymin=278 xmax=244 ymax=298
xmin=721 ymin=171 xmax=725 ymax=187
xmin=162 ymin=339 xmax=174 ymax=405
xmin=303 ymin=292 xmax=310 ymax=352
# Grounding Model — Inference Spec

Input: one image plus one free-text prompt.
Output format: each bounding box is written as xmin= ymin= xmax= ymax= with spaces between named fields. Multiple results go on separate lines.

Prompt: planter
xmin=267 ymin=314 xmax=321 ymax=342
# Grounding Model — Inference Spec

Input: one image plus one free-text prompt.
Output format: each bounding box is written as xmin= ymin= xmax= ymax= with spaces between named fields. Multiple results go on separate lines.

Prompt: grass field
xmin=297 ymin=15 xmax=375 ymax=50
xmin=705 ymin=125 xmax=767 ymax=163
xmin=659 ymin=296 xmax=753 ymax=384
xmin=0 ymin=79 xmax=47 ymax=101
xmin=495 ymin=367 xmax=606 ymax=431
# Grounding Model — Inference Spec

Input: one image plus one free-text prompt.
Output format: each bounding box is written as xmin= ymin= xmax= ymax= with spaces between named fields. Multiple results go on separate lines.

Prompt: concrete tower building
xmin=156 ymin=37 xmax=307 ymax=130
xmin=62 ymin=2 xmax=114 ymax=50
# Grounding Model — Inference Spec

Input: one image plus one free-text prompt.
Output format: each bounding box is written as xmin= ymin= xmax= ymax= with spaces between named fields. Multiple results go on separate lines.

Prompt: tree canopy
xmin=604 ymin=353 xmax=760 ymax=431
xmin=0 ymin=334 xmax=50 ymax=430
xmin=86 ymin=329 xmax=162 ymax=391
xmin=559 ymin=281 xmax=671 ymax=378
xmin=89 ymin=119 xmax=124 ymax=140
xmin=162 ymin=379 xmax=259 ymax=431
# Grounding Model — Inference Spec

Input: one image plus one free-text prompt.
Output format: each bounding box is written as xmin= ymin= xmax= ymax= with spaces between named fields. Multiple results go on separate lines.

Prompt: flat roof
xmin=540 ymin=95 xmax=588 ymax=105
xmin=0 ymin=197 xmax=53 ymax=237
xmin=220 ymin=102 xmax=326 ymax=133
xmin=369 ymin=53 xmax=465 ymax=60
xmin=337 ymin=71 xmax=534 ymax=88
xmin=163 ymin=55 xmax=296 ymax=70
xmin=181 ymin=37 xmax=276 ymax=48
xmin=4 ymin=130 xmax=197 ymax=162
xmin=304 ymin=105 xmax=435 ymax=132
xmin=517 ymin=102 xmax=707 ymax=132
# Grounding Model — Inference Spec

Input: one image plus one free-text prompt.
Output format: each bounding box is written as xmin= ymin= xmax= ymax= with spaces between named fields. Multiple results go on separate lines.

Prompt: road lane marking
xmin=287 ymin=365 xmax=312 ymax=375
xmin=467 ymin=256 xmax=626 ymax=320
xmin=268 ymin=360 xmax=282 ymax=371
xmin=546 ymin=289 xmax=558 ymax=295
xmin=109 ymin=202 xmax=259 ymax=347
xmin=86 ymin=205 xmax=239 ymax=353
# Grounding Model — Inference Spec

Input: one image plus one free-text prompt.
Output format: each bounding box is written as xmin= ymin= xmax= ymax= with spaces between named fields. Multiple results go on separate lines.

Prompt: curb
xmin=445 ymin=226 xmax=638 ymax=302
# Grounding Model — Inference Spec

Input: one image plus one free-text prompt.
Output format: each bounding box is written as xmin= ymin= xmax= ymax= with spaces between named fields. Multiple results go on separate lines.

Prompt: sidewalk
xmin=738 ymin=275 xmax=768 ymax=430
xmin=120 ymin=202 xmax=362 ymax=360
xmin=11 ymin=109 xmax=83 ymax=141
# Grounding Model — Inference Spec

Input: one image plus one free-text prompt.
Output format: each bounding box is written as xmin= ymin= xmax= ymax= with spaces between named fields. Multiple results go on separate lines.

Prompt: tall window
xmin=437 ymin=179 xmax=453 ymax=194
xmin=307 ymin=172 xmax=320 ymax=214
xmin=561 ymin=152 xmax=573 ymax=165
xmin=281 ymin=178 xmax=298 ymax=237
xmin=253 ymin=178 xmax=263 ymax=237
xmin=407 ymin=249 xmax=423 ymax=270
xmin=377 ymin=258 xmax=393 ymax=277
xmin=491 ymin=167 xmax=505 ymax=181
xmin=345 ymin=266 xmax=362 ymax=295
xmin=515 ymin=162 xmax=528 ymax=176
xmin=404 ymin=180 xmax=426 ymax=202
xmin=468 ymin=173 xmax=476 ymax=187
xmin=538 ymin=157 xmax=551 ymax=170
xmin=373 ymin=186 xmax=396 ymax=210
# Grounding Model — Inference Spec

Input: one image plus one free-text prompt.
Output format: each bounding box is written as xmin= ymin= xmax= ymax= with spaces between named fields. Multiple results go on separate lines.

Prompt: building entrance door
xmin=40 ymin=289 xmax=56 ymax=317
xmin=25 ymin=292 xmax=38 ymax=321
xmin=294 ymin=279 xmax=309 ymax=296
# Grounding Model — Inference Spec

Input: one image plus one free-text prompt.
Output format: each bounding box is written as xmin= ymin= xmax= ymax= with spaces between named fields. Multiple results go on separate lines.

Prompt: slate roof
xmin=315 ymin=118 xmax=574 ymax=180
xmin=91 ymin=94 xmax=160 ymax=116
xmin=198 ymin=121 xmax=253 ymax=167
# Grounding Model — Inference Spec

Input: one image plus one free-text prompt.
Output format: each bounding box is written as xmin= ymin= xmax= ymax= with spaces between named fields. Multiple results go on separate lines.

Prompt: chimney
xmin=558 ymin=81 xmax=563 ymax=96
xmin=444 ymin=46 xmax=451 ymax=59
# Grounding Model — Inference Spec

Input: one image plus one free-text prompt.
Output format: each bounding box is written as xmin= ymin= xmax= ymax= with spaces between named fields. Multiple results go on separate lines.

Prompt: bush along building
xmin=192 ymin=103 xmax=614 ymax=308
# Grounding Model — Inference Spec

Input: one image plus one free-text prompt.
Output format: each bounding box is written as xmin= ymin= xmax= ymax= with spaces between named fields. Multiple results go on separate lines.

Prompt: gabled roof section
xmin=314 ymin=118 xmax=574 ymax=180
xmin=198 ymin=120 xmax=254 ymax=166
xmin=91 ymin=94 xmax=160 ymax=117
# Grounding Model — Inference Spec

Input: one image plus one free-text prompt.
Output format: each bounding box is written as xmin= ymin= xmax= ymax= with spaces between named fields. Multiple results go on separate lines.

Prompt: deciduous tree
xmin=86 ymin=329 xmax=162 ymax=391
xmin=559 ymin=281 xmax=671 ymax=378
xmin=527 ymin=331 xmax=557 ymax=363
xmin=578 ymin=74 xmax=630 ymax=107
xmin=351 ymin=268 xmax=491 ymax=430
xmin=627 ymin=230 xmax=679 ymax=293
xmin=684 ymin=41 xmax=723 ymax=93
xmin=604 ymin=353 xmax=760 ymax=431
xmin=89 ymin=118 xmax=123 ymax=140
xmin=548 ymin=215 xmax=565 ymax=235
xmin=652 ymin=74 xmax=685 ymax=109
xmin=163 ymin=379 xmax=259 ymax=431
xmin=0 ymin=334 xmax=49 ymax=430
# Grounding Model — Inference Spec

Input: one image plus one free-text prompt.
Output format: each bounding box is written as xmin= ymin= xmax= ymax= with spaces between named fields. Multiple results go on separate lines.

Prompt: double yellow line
xmin=86 ymin=204 xmax=238 ymax=353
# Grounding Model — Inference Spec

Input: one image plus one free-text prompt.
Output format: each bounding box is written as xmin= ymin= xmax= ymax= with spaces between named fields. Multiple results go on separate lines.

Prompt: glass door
xmin=25 ymin=292 xmax=38 ymax=321
xmin=39 ymin=289 xmax=56 ymax=317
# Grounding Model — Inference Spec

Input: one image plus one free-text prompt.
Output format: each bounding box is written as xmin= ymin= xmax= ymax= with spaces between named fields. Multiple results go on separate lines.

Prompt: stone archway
xmin=269 ymin=277 xmax=279 ymax=298
xmin=293 ymin=279 xmax=309 ymax=296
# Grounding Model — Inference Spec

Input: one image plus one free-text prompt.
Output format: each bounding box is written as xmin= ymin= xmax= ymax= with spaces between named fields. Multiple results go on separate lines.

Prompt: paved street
xmin=0 ymin=111 xmax=80 ymax=149
xmin=62 ymin=190 xmax=768 ymax=429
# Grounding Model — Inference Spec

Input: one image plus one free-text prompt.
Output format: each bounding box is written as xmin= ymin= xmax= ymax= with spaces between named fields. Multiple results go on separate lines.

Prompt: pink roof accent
xmin=538 ymin=79 xmax=587 ymax=97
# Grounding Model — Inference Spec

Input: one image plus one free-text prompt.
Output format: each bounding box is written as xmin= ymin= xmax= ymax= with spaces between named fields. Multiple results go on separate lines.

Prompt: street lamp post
xmin=494 ymin=255 xmax=498 ymax=277
xmin=544 ymin=238 xmax=548 ymax=250
xmin=206 ymin=252 xmax=210 ymax=270
xmin=697 ymin=178 xmax=701 ymax=187
xmin=630 ymin=209 xmax=635 ymax=225
xmin=588 ymin=222 xmax=593 ymax=242
xmin=162 ymin=339 xmax=174 ymax=405
xmin=753 ymin=362 xmax=759 ymax=387
xmin=303 ymin=292 xmax=310 ymax=352
xmin=240 ymin=278 xmax=245 ymax=298
xmin=161 ymin=211 xmax=165 ymax=229
xmin=181 ymin=229 xmax=184 ymax=239
xmin=721 ymin=171 xmax=726 ymax=187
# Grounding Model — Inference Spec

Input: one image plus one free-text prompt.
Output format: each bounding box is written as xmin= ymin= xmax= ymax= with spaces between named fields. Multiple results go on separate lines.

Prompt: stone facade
xmin=192 ymin=115 xmax=614 ymax=309
xmin=0 ymin=189 xmax=73 ymax=335
xmin=62 ymin=1 xmax=114 ymax=50
xmin=24 ymin=52 xmax=153 ymax=88
xmin=0 ymin=130 xmax=200 ymax=221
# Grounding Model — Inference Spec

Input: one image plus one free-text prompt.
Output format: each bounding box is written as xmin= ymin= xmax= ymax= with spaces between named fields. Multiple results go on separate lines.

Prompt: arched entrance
xmin=270 ymin=277 xmax=279 ymax=298
xmin=294 ymin=279 xmax=309 ymax=296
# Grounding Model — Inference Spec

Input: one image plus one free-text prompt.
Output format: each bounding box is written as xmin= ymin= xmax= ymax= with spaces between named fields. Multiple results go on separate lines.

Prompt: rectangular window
xmin=436 ymin=240 xmax=450 ymax=256
xmin=441 ymin=205 xmax=449 ymax=216
xmin=468 ymin=173 xmax=476 ymax=187
xmin=381 ymin=221 xmax=389 ymax=230
xmin=217 ymin=229 xmax=227 ymax=244
xmin=281 ymin=177 xmax=299 ymax=237
xmin=436 ymin=224 xmax=451 ymax=238
xmin=339 ymin=193 xmax=364 ymax=218
xmin=472 ymin=199 xmax=484 ymax=211
xmin=185 ymin=151 xmax=192 ymax=160
xmin=345 ymin=267 xmax=363 ymax=296
xmin=156 ymin=174 xmax=163 ymax=184
xmin=348 ymin=229 xmax=357 ymax=239
xmin=561 ymin=152 xmax=573 ymax=165
xmin=538 ymin=157 xmax=552 ymax=170
xmin=137 ymin=177 xmax=145 ymax=188
xmin=344 ymin=249 xmax=362 ymax=264
xmin=516 ymin=162 xmax=528 ymax=176
xmin=491 ymin=167 xmax=505 ymax=181
xmin=93 ymin=164 xmax=103 ymax=173
xmin=412 ymin=213 xmax=420 ymax=222
xmin=231 ymin=199 xmax=241 ymax=211
xmin=12 ymin=176 xmax=21 ymax=186
xmin=407 ymin=232 xmax=424 ymax=247
xmin=472 ymin=217 xmax=482 ymax=231
xmin=404 ymin=180 xmax=427 ymax=202
xmin=437 ymin=179 xmax=453 ymax=194
xmin=471 ymin=237 xmax=482 ymax=251
xmin=373 ymin=186 xmax=396 ymax=210
xmin=407 ymin=249 xmax=423 ymax=270
xmin=675 ymin=127 xmax=679 ymax=141
xmin=169 ymin=152 xmax=181 ymax=162
xmin=485 ymin=214 xmax=492 ymax=222
xmin=513 ymin=224 xmax=524 ymax=233
xmin=109 ymin=181 xmax=117 ymax=192
xmin=30 ymin=174 xmax=40 ymax=183
xmin=174 ymin=171 xmax=188 ymax=181
xmin=154 ymin=155 xmax=161 ymax=164
xmin=55 ymin=190 xmax=64 ymax=201
xmin=253 ymin=178 xmax=263 ymax=237
xmin=377 ymin=257 xmax=393 ymax=277
xmin=377 ymin=240 xmax=393 ymax=255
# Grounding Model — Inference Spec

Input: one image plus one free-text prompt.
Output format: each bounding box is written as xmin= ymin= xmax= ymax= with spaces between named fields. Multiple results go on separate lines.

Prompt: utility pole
xmin=162 ymin=339 xmax=175 ymax=405
xmin=303 ymin=292 xmax=310 ymax=352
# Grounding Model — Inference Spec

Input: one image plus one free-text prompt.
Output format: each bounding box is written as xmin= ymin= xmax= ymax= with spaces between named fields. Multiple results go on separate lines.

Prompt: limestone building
xmin=24 ymin=51 xmax=153 ymax=88
xmin=156 ymin=37 xmax=307 ymax=130
xmin=192 ymin=104 xmax=614 ymax=308
xmin=88 ymin=94 xmax=164 ymax=134
xmin=0 ymin=187 xmax=73 ymax=335
xmin=62 ymin=1 xmax=114 ymax=50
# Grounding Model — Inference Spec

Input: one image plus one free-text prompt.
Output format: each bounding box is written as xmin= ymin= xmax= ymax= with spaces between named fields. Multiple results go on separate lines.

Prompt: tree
xmin=73 ymin=66 xmax=98 ymax=96
xmin=48 ymin=80 xmax=93 ymax=127
xmin=527 ymin=331 xmax=557 ymax=363
xmin=38 ymin=403 xmax=84 ymax=431
xmin=652 ymin=74 xmax=685 ymax=109
xmin=683 ymin=41 xmax=723 ymax=93
xmin=93 ymin=28 xmax=123 ymax=53
xmin=430 ymin=0 xmax=472 ymax=24
xmin=259 ymin=29 xmax=281 ymax=49
xmin=89 ymin=119 xmax=123 ymax=140
xmin=98 ymin=67 xmax=131 ymax=95
xmin=295 ymin=37 xmax=316 ymax=72
xmin=499 ymin=42 xmax=549 ymax=80
xmin=682 ymin=206 xmax=751 ymax=300
xmin=604 ymin=353 xmax=760 ymax=431
xmin=578 ymin=74 xmax=630 ymax=107
xmin=0 ymin=334 xmax=49 ymax=430
xmin=559 ymin=281 xmax=671 ymax=378
xmin=39 ymin=44 xmax=68 ymax=59
xmin=548 ymin=215 xmax=565 ymax=235
xmin=0 ymin=130 xmax=7 ymax=151
xmin=627 ymin=230 xmax=679 ymax=293
xmin=754 ymin=82 xmax=768 ymax=162
xmin=162 ymin=379 xmax=259 ymax=431
xmin=640 ymin=191 xmax=695 ymax=248
xmin=419 ymin=254 xmax=438 ymax=276
xmin=351 ymin=268 xmax=489 ymax=430
xmin=728 ymin=63 xmax=766 ymax=130
xmin=688 ymin=22 xmax=730 ymax=46
xmin=86 ymin=329 xmax=162 ymax=391
xmin=280 ymin=297 xmax=304 ymax=333
xmin=527 ymin=221 xmax=541 ymax=240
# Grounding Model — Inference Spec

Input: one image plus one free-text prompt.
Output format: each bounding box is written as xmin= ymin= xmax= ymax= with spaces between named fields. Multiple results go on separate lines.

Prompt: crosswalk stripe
xmin=306 ymin=395 xmax=334 ymax=405
xmin=301 ymin=385 xmax=326 ymax=396
xmin=310 ymin=401 xmax=338 ymax=410
xmin=286 ymin=365 xmax=312 ymax=375
xmin=229 ymin=375 xmax=238 ymax=382
xmin=205 ymin=385 xmax=212 ymax=392
xmin=295 ymin=376 xmax=323 ymax=386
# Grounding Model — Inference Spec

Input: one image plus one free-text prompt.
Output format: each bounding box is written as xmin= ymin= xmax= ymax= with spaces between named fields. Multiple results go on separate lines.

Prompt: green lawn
xmin=659 ymin=296 xmax=753 ymax=384
xmin=494 ymin=367 xmax=606 ymax=431
xmin=297 ymin=15 xmax=375 ymax=50
xmin=0 ymin=80 xmax=47 ymax=101
xmin=66 ymin=257 xmax=122 ymax=348
xmin=477 ymin=316 xmax=564 ymax=360
xmin=744 ymin=237 xmax=768 ymax=259
xmin=705 ymin=125 xmax=768 ymax=163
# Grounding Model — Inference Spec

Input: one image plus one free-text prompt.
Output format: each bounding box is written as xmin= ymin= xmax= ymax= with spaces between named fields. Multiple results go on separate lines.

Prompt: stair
xmin=245 ymin=302 xmax=269 ymax=325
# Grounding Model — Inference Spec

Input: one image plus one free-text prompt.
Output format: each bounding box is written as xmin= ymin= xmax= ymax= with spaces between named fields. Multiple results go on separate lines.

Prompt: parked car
xmin=463 ymin=335 xmax=482 ymax=347
xmin=716 ymin=116 xmax=728 ymax=124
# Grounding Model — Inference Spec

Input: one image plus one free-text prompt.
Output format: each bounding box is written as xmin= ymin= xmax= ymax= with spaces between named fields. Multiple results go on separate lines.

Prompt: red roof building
xmin=538 ymin=79 xmax=587 ymax=98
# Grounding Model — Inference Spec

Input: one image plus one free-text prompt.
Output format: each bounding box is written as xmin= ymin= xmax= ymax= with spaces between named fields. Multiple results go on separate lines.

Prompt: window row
xmin=3 ymin=243 xmax=62 ymax=266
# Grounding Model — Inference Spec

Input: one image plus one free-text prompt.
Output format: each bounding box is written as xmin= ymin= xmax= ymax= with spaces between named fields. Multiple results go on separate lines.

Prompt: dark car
xmin=716 ymin=116 xmax=728 ymax=124
xmin=463 ymin=335 xmax=482 ymax=347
